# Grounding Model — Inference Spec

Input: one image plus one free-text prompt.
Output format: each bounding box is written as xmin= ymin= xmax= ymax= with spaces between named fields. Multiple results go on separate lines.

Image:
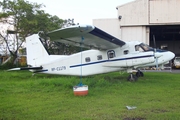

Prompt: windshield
xmin=140 ymin=43 xmax=153 ymax=51
xmin=135 ymin=43 xmax=153 ymax=52
xmin=135 ymin=43 xmax=167 ymax=52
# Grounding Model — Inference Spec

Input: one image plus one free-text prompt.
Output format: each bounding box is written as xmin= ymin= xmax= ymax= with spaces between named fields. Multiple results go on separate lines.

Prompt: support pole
xmin=78 ymin=36 xmax=84 ymax=86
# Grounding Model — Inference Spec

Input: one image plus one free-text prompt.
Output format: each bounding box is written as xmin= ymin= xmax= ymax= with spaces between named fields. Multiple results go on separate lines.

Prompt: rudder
xmin=26 ymin=34 xmax=49 ymax=67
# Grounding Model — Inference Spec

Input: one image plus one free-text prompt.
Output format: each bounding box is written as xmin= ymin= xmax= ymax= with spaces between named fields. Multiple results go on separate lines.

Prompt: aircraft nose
xmin=167 ymin=51 xmax=175 ymax=60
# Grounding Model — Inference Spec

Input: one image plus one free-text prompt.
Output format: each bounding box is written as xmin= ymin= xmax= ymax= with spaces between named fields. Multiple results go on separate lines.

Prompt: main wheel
xmin=136 ymin=70 xmax=144 ymax=77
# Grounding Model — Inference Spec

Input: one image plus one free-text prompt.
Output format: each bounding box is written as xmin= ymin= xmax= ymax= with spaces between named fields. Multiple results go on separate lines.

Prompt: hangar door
xmin=149 ymin=25 xmax=180 ymax=56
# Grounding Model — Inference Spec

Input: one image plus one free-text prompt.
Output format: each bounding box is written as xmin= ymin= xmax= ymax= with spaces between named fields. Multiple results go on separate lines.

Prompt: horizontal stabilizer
xmin=7 ymin=66 xmax=43 ymax=71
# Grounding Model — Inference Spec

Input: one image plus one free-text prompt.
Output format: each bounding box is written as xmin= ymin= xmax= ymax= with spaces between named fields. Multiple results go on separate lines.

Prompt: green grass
xmin=1 ymin=70 xmax=180 ymax=120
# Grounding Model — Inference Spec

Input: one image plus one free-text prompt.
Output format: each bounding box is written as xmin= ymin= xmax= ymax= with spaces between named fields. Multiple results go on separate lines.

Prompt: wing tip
xmin=7 ymin=66 xmax=43 ymax=71
xmin=7 ymin=68 xmax=21 ymax=71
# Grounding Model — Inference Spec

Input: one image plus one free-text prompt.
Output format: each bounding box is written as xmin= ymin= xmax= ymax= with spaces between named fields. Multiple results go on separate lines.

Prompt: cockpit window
xmin=141 ymin=43 xmax=153 ymax=51
xmin=135 ymin=43 xmax=153 ymax=52
xmin=135 ymin=45 xmax=144 ymax=52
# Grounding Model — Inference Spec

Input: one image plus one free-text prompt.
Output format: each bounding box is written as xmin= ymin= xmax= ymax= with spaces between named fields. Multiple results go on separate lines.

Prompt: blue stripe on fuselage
xmin=70 ymin=60 xmax=108 ymax=68
xmin=147 ymin=49 xmax=167 ymax=52
xmin=70 ymin=55 xmax=154 ymax=68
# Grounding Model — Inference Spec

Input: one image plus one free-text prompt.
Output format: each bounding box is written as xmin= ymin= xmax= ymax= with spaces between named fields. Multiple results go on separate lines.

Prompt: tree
xmin=0 ymin=0 xmax=64 ymax=65
xmin=46 ymin=18 xmax=81 ymax=55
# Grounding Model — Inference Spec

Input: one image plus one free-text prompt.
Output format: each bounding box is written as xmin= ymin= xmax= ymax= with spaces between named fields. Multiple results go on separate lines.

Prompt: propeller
xmin=153 ymin=35 xmax=159 ymax=70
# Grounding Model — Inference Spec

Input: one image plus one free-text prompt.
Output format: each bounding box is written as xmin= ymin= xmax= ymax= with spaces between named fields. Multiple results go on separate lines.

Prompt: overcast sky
xmin=28 ymin=0 xmax=134 ymax=25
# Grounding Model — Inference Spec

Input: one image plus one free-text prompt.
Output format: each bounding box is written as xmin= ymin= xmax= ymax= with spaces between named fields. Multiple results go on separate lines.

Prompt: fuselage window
xmin=97 ymin=55 xmax=102 ymax=60
xmin=85 ymin=57 xmax=91 ymax=62
xmin=124 ymin=50 xmax=129 ymax=55
xmin=107 ymin=50 xmax=115 ymax=59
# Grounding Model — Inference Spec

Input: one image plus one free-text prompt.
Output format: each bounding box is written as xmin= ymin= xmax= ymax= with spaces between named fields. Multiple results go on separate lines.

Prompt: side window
xmin=107 ymin=50 xmax=115 ymax=59
xmin=124 ymin=50 xmax=129 ymax=55
xmin=97 ymin=55 xmax=102 ymax=60
xmin=85 ymin=57 xmax=91 ymax=62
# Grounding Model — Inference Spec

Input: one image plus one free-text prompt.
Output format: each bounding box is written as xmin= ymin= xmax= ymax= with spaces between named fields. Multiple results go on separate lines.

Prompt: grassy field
xmin=0 ymin=70 xmax=180 ymax=120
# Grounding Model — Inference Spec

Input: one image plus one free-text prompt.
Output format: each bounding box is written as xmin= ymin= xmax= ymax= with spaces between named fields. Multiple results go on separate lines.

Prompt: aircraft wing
xmin=47 ymin=25 xmax=125 ymax=50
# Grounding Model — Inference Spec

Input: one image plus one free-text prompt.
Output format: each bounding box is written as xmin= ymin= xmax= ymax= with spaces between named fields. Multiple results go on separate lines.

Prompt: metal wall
xmin=93 ymin=18 xmax=121 ymax=39
xmin=121 ymin=26 xmax=149 ymax=44
xmin=117 ymin=0 xmax=180 ymax=26
xmin=117 ymin=0 xmax=149 ymax=26
xmin=149 ymin=0 xmax=180 ymax=24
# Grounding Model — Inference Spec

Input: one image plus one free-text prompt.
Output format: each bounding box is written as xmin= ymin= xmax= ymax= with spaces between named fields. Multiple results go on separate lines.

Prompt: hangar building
xmin=93 ymin=0 xmax=180 ymax=56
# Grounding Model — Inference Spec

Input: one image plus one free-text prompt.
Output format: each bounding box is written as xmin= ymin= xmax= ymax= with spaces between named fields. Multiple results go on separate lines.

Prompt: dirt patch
xmin=123 ymin=117 xmax=146 ymax=120
xmin=151 ymin=109 xmax=168 ymax=113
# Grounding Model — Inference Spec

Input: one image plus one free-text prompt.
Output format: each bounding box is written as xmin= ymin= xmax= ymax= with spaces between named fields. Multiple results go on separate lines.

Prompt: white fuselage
xmin=36 ymin=41 xmax=174 ymax=76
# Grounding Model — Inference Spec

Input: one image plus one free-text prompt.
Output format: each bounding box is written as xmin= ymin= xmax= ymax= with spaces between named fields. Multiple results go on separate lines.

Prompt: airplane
xmin=8 ymin=25 xmax=175 ymax=81
xmin=173 ymin=57 xmax=180 ymax=69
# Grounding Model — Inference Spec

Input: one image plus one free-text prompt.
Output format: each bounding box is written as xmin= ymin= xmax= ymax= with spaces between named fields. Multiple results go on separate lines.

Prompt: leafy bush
xmin=0 ymin=62 xmax=16 ymax=70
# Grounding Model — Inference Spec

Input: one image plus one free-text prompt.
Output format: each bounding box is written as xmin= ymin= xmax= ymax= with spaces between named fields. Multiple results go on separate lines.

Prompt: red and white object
xmin=73 ymin=85 xmax=88 ymax=96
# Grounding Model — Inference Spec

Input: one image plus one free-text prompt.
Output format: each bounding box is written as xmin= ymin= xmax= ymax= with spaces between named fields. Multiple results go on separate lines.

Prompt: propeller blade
xmin=153 ymin=35 xmax=159 ymax=70
xmin=155 ymin=57 xmax=159 ymax=70
xmin=153 ymin=35 xmax=156 ymax=51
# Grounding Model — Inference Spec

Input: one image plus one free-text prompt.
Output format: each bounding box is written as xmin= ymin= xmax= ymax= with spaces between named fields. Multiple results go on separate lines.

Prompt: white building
xmin=0 ymin=17 xmax=17 ymax=55
xmin=93 ymin=0 xmax=180 ymax=56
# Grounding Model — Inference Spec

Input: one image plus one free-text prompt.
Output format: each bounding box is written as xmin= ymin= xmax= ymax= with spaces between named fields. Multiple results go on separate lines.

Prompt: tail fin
xmin=26 ymin=34 xmax=49 ymax=67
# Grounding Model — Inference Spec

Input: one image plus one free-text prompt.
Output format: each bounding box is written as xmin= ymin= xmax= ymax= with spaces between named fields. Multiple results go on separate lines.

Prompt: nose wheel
xmin=127 ymin=73 xmax=138 ymax=81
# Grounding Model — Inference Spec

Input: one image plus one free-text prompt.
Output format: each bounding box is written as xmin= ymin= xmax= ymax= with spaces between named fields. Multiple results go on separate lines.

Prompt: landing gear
xmin=127 ymin=73 xmax=138 ymax=81
xmin=136 ymin=70 xmax=144 ymax=77
xmin=127 ymin=70 xmax=144 ymax=81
